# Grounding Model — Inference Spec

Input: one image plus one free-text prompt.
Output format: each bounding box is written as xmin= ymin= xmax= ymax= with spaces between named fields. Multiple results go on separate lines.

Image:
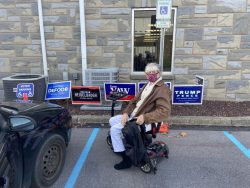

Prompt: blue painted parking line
xmin=65 ymin=128 xmax=100 ymax=188
xmin=224 ymin=131 xmax=250 ymax=159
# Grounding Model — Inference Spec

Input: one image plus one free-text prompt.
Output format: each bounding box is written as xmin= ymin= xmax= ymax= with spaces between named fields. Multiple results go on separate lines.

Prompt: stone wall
xmin=0 ymin=0 xmax=40 ymax=101
xmin=42 ymin=0 xmax=81 ymax=83
xmin=0 ymin=0 xmax=250 ymax=101
xmin=174 ymin=0 xmax=250 ymax=101
xmin=0 ymin=0 xmax=82 ymax=100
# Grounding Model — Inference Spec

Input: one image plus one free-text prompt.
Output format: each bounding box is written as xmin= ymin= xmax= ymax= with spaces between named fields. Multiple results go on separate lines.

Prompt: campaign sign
xmin=71 ymin=86 xmax=101 ymax=105
xmin=172 ymin=85 xmax=203 ymax=105
xmin=15 ymin=99 xmax=33 ymax=103
xmin=45 ymin=81 xmax=71 ymax=100
xmin=16 ymin=83 xmax=34 ymax=98
xmin=138 ymin=82 xmax=171 ymax=91
xmin=104 ymin=83 xmax=136 ymax=101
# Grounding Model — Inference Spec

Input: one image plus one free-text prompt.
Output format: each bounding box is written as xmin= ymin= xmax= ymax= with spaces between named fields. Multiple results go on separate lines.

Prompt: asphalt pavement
xmin=51 ymin=111 xmax=250 ymax=188
xmin=52 ymin=128 xmax=250 ymax=188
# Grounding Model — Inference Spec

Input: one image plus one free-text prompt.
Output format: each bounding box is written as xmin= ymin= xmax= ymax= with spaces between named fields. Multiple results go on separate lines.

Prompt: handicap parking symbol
xmin=28 ymin=90 xmax=33 ymax=97
xmin=160 ymin=6 xmax=168 ymax=15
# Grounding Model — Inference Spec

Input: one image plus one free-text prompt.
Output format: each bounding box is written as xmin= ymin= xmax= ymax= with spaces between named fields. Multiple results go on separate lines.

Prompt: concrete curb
xmin=72 ymin=115 xmax=250 ymax=128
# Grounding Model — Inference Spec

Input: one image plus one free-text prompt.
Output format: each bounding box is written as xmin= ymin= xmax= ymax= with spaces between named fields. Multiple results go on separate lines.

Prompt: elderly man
xmin=109 ymin=63 xmax=171 ymax=170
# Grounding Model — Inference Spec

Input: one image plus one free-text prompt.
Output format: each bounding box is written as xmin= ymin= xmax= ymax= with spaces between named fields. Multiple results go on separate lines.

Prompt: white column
xmin=79 ymin=0 xmax=87 ymax=85
xmin=37 ymin=0 xmax=48 ymax=77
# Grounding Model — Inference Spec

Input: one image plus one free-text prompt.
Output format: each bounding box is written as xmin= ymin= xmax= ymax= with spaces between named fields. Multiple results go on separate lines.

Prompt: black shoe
xmin=114 ymin=159 xmax=132 ymax=170
xmin=114 ymin=151 xmax=132 ymax=170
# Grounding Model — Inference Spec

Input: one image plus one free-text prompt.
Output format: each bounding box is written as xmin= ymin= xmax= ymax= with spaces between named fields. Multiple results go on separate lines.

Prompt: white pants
xmin=109 ymin=115 xmax=125 ymax=152
xmin=109 ymin=115 xmax=153 ymax=152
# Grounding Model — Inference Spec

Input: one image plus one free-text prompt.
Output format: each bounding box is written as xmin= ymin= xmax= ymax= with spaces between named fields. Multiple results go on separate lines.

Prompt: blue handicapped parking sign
xmin=16 ymin=83 xmax=34 ymax=98
xmin=160 ymin=6 xmax=168 ymax=15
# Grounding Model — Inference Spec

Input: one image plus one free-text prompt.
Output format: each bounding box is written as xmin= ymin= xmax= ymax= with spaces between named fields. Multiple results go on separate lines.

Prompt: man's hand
xmin=136 ymin=115 xmax=144 ymax=125
xmin=121 ymin=113 xmax=129 ymax=126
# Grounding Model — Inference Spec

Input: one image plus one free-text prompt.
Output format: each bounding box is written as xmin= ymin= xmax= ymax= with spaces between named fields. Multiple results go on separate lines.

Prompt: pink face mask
xmin=146 ymin=73 xmax=158 ymax=82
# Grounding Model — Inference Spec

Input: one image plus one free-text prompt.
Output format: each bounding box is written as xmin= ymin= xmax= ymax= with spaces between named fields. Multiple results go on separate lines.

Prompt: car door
xmin=0 ymin=132 xmax=14 ymax=188
xmin=0 ymin=131 xmax=23 ymax=188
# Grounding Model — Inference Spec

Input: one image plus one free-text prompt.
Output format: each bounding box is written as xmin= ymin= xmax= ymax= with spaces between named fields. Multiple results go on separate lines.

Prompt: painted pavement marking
xmin=65 ymin=128 xmax=100 ymax=188
xmin=224 ymin=131 xmax=250 ymax=159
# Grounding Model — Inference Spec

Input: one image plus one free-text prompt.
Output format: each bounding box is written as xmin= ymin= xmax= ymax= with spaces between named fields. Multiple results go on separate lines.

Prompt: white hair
xmin=145 ymin=63 xmax=161 ymax=73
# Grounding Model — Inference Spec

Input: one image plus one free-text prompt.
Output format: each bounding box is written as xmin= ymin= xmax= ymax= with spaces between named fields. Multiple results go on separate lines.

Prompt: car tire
xmin=31 ymin=134 xmax=66 ymax=188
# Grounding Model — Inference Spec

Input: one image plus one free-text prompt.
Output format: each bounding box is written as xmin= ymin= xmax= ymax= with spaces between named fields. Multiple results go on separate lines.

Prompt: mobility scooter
xmin=106 ymin=91 xmax=169 ymax=174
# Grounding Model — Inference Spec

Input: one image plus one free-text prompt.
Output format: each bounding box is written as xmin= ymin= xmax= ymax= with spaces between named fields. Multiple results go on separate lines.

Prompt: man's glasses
xmin=145 ymin=71 xmax=159 ymax=75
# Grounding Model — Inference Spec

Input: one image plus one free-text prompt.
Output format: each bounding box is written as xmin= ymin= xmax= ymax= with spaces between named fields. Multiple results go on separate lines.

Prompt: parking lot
xmin=52 ymin=128 xmax=250 ymax=188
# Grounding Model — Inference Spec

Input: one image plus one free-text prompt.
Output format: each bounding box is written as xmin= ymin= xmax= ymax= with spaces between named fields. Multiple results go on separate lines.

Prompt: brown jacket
xmin=123 ymin=80 xmax=171 ymax=124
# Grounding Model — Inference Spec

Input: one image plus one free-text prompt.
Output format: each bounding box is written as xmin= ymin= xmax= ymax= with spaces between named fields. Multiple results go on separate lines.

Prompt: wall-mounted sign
xmin=45 ymin=81 xmax=71 ymax=100
xmin=138 ymin=82 xmax=171 ymax=91
xmin=16 ymin=83 xmax=34 ymax=98
xmin=195 ymin=75 xmax=204 ymax=85
xmin=156 ymin=19 xmax=171 ymax=28
xmin=71 ymin=86 xmax=101 ymax=105
xmin=172 ymin=85 xmax=203 ymax=105
xmin=104 ymin=83 xmax=136 ymax=101
xmin=156 ymin=0 xmax=172 ymax=20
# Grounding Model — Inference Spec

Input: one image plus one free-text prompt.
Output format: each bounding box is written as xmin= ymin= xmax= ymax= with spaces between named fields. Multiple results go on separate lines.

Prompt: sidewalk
xmin=71 ymin=114 xmax=250 ymax=128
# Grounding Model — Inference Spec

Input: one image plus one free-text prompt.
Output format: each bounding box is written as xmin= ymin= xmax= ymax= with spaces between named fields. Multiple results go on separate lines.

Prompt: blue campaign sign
xmin=138 ymin=82 xmax=171 ymax=91
xmin=45 ymin=81 xmax=71 ymax=100
xmin=172 ymin=85 xmax=204 ymax=105
xmin=104 ymin=83 xmax=136 ymax=101
xmin=16 ymin=83 xmax=34 ymax=98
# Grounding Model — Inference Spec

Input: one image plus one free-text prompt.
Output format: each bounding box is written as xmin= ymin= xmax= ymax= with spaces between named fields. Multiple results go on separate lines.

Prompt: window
xmin=131 ymin=8 xmax=176 ymax=74
xmin=10 ymin=116 xmax=35 ymax=131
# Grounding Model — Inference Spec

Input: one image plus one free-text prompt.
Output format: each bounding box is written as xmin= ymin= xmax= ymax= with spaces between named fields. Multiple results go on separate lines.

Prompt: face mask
xmin=146 ymin=73 xmax=158 ymax=82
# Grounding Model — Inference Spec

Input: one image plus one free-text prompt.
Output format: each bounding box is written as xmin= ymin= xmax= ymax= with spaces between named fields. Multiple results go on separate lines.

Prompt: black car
xmin=0 ymin=101 xmax=72 ymax=188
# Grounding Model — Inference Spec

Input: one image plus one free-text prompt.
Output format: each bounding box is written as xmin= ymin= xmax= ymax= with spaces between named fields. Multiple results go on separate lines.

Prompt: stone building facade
xmin=0 ymin=0 xmax=250 ymax=101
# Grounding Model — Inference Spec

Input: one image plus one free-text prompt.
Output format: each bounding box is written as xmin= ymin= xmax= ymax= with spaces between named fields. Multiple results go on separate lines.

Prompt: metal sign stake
xmin=159 ymin=28 xmax=165 ymax=71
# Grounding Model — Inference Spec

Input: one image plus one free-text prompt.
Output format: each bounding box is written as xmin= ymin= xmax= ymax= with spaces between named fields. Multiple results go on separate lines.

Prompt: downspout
xmin=79 ymin=0 xmax=87 ymax=85
xmin=37 ymin=0 xmax=48 ymax=77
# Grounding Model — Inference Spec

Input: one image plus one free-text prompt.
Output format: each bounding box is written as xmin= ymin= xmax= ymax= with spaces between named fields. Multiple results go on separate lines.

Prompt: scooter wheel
xmin=164 ymin=150 xmax=169 ymax=158
xmin=140 ymin=163 xmax=151 ymax=173
xmin=150 ymin=158 xmax=158 ymax=167
xmin=106 ymin=135 xmax=112 ymax=146
xmin=164 ymin=146 xmax=169 ymax=158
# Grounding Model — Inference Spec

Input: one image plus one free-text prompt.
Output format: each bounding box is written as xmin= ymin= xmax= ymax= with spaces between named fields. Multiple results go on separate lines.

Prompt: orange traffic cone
xmin=23 ymin=93 xmax=28 ymax=101
xmin=159 ymin=122 xmax=169 ymax=133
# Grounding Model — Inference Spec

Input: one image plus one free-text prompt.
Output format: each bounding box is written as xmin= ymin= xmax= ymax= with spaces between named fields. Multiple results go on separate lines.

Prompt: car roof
xmin=0 ymin=101 xmax=63 ymax=116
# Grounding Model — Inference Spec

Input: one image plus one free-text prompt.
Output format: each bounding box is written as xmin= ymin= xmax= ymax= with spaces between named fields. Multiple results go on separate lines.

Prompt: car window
xmin=10 ymin=117 xmax=33 ymax=128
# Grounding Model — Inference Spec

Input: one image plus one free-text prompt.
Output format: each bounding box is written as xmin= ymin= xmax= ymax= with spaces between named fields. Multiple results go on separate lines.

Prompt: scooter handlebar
xmin=107 ymin=91 xmax=128 ymax=101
